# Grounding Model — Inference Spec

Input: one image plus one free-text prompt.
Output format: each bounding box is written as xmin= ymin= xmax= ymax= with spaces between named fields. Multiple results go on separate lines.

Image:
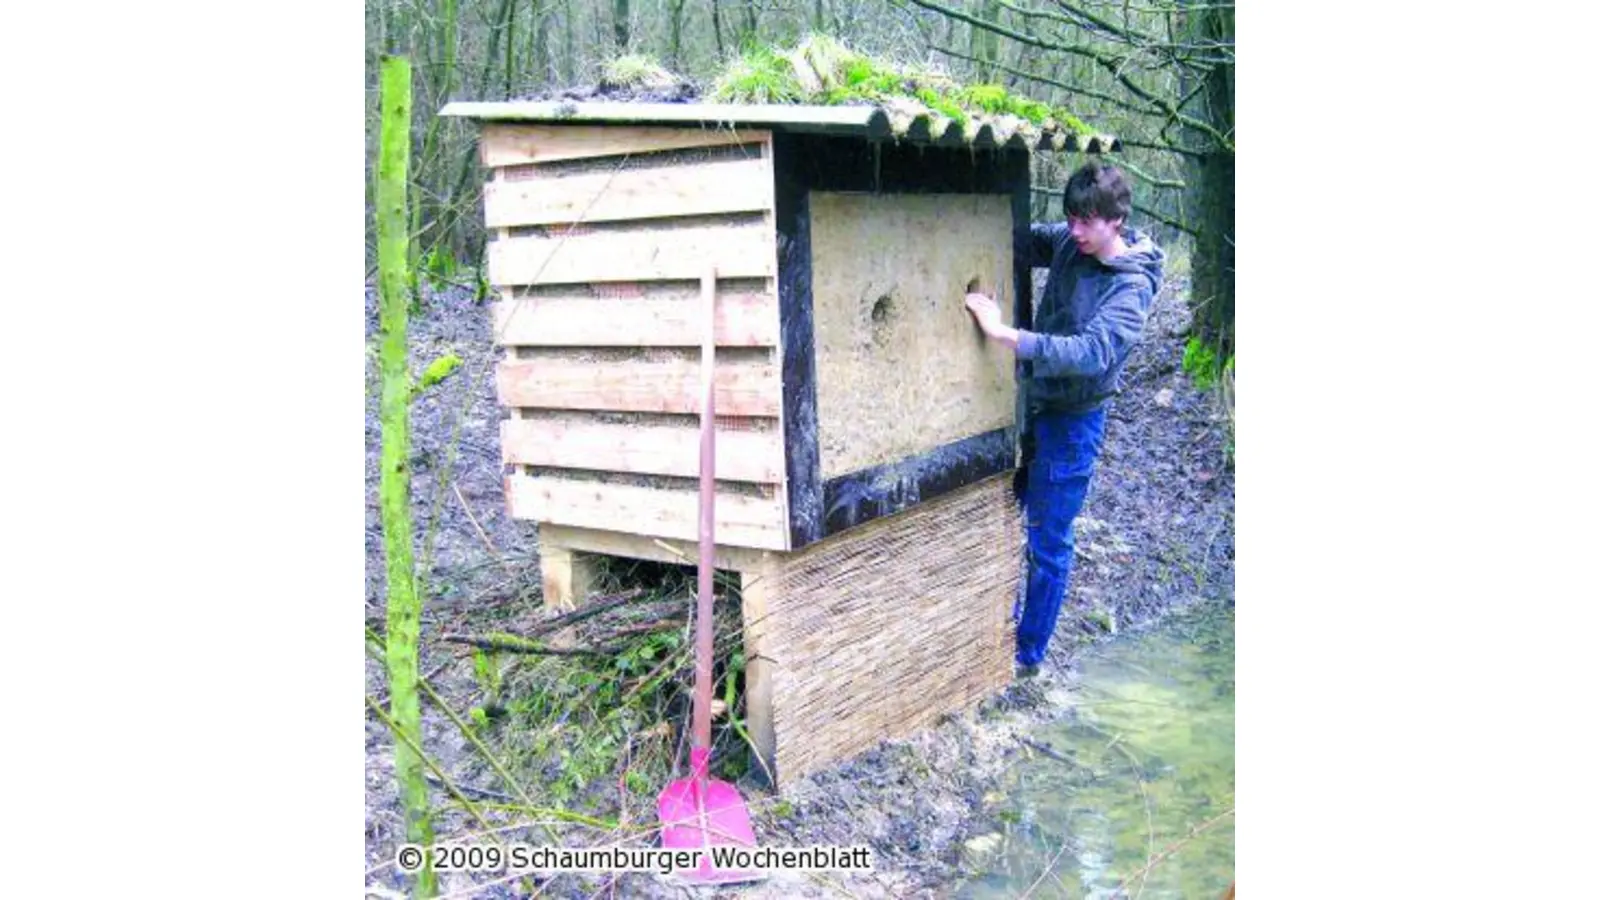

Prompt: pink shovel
xmin=656 ymin=268 xmax=761 ymax=883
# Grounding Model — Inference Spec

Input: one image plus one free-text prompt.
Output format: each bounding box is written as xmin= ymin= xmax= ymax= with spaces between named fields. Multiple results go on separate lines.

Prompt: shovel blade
xmin=658 ymin=775 xmax=762 ymax=884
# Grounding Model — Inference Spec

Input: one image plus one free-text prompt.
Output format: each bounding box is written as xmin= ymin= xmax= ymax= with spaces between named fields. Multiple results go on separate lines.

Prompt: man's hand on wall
xmin=964 ymin=292 xmax=1003 ymax=334
xmin=965 ymin=292 xmax=1020 ymax=349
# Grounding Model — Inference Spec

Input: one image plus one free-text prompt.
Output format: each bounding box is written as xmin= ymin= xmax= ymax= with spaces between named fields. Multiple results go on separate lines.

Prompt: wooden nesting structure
xmin=440 ymin=100 xmax=1116 ymax=787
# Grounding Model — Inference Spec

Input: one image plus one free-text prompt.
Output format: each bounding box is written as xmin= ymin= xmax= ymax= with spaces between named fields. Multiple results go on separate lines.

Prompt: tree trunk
xmin=449 ymin=0 xmax=516 ymax=251
xmin=377 ymin=53 xmax=436 ymax=900
xmin=738 ymin=2 xmax=758 ymax=49
xmin=1192 ymin=149 xmax=1233 ymax=348
xmin=668 ymin=0 xmax=687 ymax=70
xmin=504 ymin=0 xmax=516 ymax=97
xmin=477 ymin=0 xmax=514 ymax=100
xmin=1183 ymin=1 xmax=1234 ymax=356
xmin=969 ymin=0 xmax=1002 ymax=81
xmin=613 ymin=0 xmax=630 ymax=51
xmin=711 ymin=0 xmax=725 ymax=59
xmin=562 ymin=0 xmax=575 ymax=84
xmin=530 ymin=0 xmax=550 ymax=84
xmin=406 ymin=0 xmax=460 ymax=296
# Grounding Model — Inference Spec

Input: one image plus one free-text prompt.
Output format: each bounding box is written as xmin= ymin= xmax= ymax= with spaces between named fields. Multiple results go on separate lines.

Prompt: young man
xmin=964 ymin=160 xmax=1165 ymax=677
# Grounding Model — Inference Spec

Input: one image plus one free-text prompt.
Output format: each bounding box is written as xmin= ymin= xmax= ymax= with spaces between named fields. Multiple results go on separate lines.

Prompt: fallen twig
xmin=609 ymin=618 xmax=686 ymax=639
xmin=369 ymin=658 xmax=451 ymax=711
xmin=526 ymin=588 xmax=649 ymax=638
xmin=1019 ymin=735 xmax=1078 ymax=766
xmin=424 ymin=775 xmax=515 ymax=803
xmin=1079 ymin=721 xmax=1157 ymax=900
xmin=366 ymin=695 xmax=497 ymax=837
xmin=440 ymin=633 xmax=620 ymax=657
xmin=1111 ymin=806 xmax=1235 ymax=896
xmin=453 ymin=481 xmax=514 ymax=577
xmin=1018 ymin=821 xmax=1076 ymax=900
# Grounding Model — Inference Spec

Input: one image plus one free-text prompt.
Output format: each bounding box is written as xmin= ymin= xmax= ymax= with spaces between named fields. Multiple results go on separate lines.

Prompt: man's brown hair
xmin=1063 ymin=160 xmax=1132 ymax=223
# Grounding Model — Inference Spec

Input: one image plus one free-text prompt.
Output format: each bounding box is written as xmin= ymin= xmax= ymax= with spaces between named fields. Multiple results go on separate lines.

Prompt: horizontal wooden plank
xmin=491 ymin=292 xmax=778 ymax=347
xmin=496 ymin=358 xmax=781 ymax=415
xmin=501 ymin=417 xmax=784 ymax=482
xmin=506 ymin=475 xmax=787 ymax=550
xmin=535 ymin=523 xmax=782 ymax=572
xmin=484 ymin=155 xmax=773 ymax=228
xmin=481 ymin=123 xmax=768 ymax=167
xmin=488 ymin=223 xmax=774 ymax=285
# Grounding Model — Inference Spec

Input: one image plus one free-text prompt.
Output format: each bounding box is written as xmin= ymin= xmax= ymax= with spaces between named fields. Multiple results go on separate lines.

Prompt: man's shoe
xmin=1016 ymin=663 xmax=1042 ymax=679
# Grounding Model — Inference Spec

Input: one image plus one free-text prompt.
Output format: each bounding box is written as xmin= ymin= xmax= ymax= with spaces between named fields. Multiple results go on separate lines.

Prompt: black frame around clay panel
xmin=773 ymin=133 xmax=1032 ymax=548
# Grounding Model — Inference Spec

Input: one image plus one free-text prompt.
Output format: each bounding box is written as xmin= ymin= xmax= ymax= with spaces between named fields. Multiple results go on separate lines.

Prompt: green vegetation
xmin=1182 ymin=335 xmax=1235 ymax=465
xmin=376 ymin=53 xmax=436 ymax=899
xmin=415 ymin=353 xmax=463 ymax=396
xmin=709 ymin=45 xmax=806 ymax=103
xmin=1182 ymin=334 xmax=1232 ymax=393
xmin=704 ymin=34 xmax=1101 ymax=137
xmin=600 ymin=53 xmax=679 ymax=89
xmin=463 ymin=564 xmax=761 ymax=809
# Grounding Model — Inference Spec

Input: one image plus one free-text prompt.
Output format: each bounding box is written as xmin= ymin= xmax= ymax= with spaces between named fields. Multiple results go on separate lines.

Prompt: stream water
xmin=960 ymin=602 xmax=1234 ymax=899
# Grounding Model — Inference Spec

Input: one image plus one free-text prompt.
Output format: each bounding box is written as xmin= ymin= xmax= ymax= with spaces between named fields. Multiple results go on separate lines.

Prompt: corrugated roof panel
xmin=439 ymin=100 xmax=1119 ymax=152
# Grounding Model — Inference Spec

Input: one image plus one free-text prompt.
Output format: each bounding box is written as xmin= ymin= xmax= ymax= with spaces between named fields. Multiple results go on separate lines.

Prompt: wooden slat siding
xmin=483 ymin=155 xmax=774 ymax=228
xmin=493 ymin=165 xmax=513 ymax=242
xmin=487 ymin=223 xmax=773 ymax=286
xmin=506 ymin=475 xmax=787 ymax=550
xmin=480 ymin=123 xmax=769 ymax=167
xmin=500 ymin=418 xmax=784 ymax=482
xmin=491 ymin=291 xmax=779 ymax=347
xmin=496 ymin=357 xmax=780 ymax=415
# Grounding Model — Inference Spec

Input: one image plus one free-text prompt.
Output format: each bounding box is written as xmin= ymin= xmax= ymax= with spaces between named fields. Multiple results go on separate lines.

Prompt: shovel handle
xmin=691 ymin=266 xmax=717 ymax=764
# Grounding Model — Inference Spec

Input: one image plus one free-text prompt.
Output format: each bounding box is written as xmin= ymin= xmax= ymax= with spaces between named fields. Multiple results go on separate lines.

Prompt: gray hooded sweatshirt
xmin=1016 ymin=222 xmax=1166 ymax=420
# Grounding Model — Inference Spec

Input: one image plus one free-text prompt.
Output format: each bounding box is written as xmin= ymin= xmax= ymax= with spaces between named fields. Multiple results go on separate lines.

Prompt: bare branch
xmin=902 ymin=0 xmax=1234 ymax=152
xmin=931 ymin=43 xmax=1146 ymax=117
xmin=1133 ymin=202 xmax=1198 ymax=237
xmin=1115 ymin=157 xmax=1187 ymax=189
xmin=440 ymin=633 xmax=620 ymax=657
xmin=1112 ymin=136 xmax=1208 ymax=160
xmin=1005 ymin=0 xmax=1231 ymax=61
xmin=1012 ymin=0 xmax=1157 ymax=43
xmin=930 ymin=44 xmax=1210 ymax=161
xmin=524 ymin=587 xmax=649 ymax=638
xmin=1113 ymin=0 xmax=1234 ymax=10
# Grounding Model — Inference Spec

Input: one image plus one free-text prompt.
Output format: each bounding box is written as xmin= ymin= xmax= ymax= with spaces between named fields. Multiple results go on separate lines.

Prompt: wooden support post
xmin=538 ymin=543 xmax=597 ymax=647
xmin=739 ymin=562 xmax=779 ymax=786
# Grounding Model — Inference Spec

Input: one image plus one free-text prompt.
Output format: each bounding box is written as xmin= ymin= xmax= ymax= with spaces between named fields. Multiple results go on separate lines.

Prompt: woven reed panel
xmin=761 ymin=473 xmax=1020 ymax=783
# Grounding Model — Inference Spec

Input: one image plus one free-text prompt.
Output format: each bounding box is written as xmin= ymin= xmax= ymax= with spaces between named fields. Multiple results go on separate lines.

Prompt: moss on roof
xmin=582 ymin=35 xmax=1111 ymax=150
xmin=704 ymin=35 xmax=1100 ymax=139
xmin=599 ymin=55 xmax=683 ymax=92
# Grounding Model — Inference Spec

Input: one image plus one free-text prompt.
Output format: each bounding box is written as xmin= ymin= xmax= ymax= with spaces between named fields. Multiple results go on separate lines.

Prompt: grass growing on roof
xmin=788 ymin=32 xmax=859 ymax=92
xmin=601 ymin=54 xmax=681 ymax=89
xmin=710 ymin=45 xmax=806 ymax=104
xmin=692 ymin=33 xmax=1103 ymax=137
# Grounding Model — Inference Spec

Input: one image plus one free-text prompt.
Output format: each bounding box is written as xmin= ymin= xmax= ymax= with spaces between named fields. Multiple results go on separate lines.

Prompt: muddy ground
xmin=363 ymin=262 xmax=1234 ymax=898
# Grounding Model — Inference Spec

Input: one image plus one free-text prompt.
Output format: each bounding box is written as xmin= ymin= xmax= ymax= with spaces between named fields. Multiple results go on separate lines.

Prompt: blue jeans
xmin=1015 ymin=407 xmax=1108 ymax=666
